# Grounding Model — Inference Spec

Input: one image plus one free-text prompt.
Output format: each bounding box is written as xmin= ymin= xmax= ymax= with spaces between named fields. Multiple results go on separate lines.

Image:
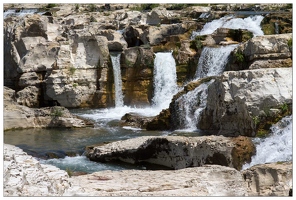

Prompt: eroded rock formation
xmin=85 ymin=135 xmax=255 ymax=170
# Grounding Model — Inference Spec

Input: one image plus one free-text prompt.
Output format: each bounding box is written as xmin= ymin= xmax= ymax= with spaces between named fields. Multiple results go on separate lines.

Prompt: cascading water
xmin=152 ymin=52 xmax=178 ymax=110
xmin=3 ymin=8 xmax=44 ymax=19
xmin=275 ymin=22 xmax=279 ymax=34
xmin=242 ymin=115 xmax=292 ymax=170
xmin=110 ymin=52 xmax=124 ymax=107
xmin=191 ymin=15 xmax=264 ymax=38
xmin=174 ymin=80 xmax=214 ymax=131
xmin=195 ymin=44 xmax=238 ymax=79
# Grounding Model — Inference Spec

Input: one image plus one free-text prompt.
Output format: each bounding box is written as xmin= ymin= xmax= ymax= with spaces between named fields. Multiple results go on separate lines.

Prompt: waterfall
xmin=275 ymin=22 xmax=279 ymax=34
xmin=174 ymin=80 xmax=214 ymax=131
xmin=195 ymin=44 xmax=238 ymax=79
xmin=152 ymin=52 xmax=178 ymax=110
xmin=191 ymin=15 xmax=264 ymax=39
xmin=3 ymin=8 xmax=41 ymax=19
xmin=110 ymin=52 xmax=124 ymax=107
xmin=242 ymin=115 xmax=292 ymax=170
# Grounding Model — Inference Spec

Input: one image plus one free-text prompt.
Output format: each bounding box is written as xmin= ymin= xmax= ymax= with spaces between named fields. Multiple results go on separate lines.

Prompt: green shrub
xmin=66 ymin=168 xmax=73 ymax=177
xmin=234 ymin=50 xmax=244 ymax=63
xmin=69 ymin=67 xmax=76 ymax=75
xmin=88 ymin=4 xmax=97 ymax=12
xmin=190 ymin=36 xmax=205 ymax=51
xmin=51 ymin=107 xmax=63 ymax=117
xmin=252 ymin=116 xmax=260 ymax=126
xmin=90 ymin=15 xmax=97 ymax=22
xmin=46 ymin=4 xmax=57 ymax=9
xmin=167 ymin=4 xmax=194 ymax=10
xmin=280 ymin=103 xmax=289 ymax=113
xmin=287 ymin=38 xmax=292 ymax=48
xmin=130 ymin=4 xmax=159 ymax=11
xmin=75 ymin=4 xmax=79 ymax=11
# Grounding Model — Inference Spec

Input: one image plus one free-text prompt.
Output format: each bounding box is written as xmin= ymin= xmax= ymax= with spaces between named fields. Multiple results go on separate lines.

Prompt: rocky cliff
xmin=4 ymin=4 xmax=291 ymax=108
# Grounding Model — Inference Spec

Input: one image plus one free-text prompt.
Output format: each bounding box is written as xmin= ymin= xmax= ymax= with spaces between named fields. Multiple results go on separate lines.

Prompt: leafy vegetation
xmin=280 ymin=103 xmax=289 ymax=114
xmin=66 ymin=168 xmax=73 ymax=177
xmin=50 ymin=107 xmax=63 ymax=117
xmin=252 ymin=116 xmax=260 ymax=126
xmin=166 ymin=4 xmax=195 ymax=10
xmin=90 ymin=15 xmax=97 ymax=22
xmin=41 ymin=3 xmax=57 ymax=11
xmin=130 ymin=4 xmax=159 ymax=11
xmin=75 ymin=4 xmax=79 ymax=11
xmin=46 ymin=4 xmax=57 ymax=9
xmin=287 ymin=38 xmax=292 ymax=48
xmin=190 ymin=36 xmax=206 ymax=51
xmin=87 ymin=4 xmax=97 ymax=12
xmin=69 ymin=67 xmax=76 ymax=75
xmin=234 ymin=50 xmax=244 ymax=63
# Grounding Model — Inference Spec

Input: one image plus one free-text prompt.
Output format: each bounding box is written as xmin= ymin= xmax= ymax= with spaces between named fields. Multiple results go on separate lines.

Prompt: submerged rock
xmin=85 ymin=135 xmax=255 ymax=170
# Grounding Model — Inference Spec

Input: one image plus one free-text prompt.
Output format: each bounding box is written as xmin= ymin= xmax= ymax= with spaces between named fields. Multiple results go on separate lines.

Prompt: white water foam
xmin=40 ymin=155 xmax=125 ymax=173
xmin=242 ymin=115 xmax=292 ymax=170
xmin=191 ymin=15 xmax=264 ymax=38
xmin=110 ymin=53 xmax=124 ymax=107
xmin=152 ymin=52 xmax=179 ymax=110
xmin=175 ymin=80 xmax=214 ymax=131
xmin=3 ymin=8 xmax=42 ymax=19
xmin=76 ymin=52 xmax=179 ymax=125
xmin=195 ymin=44 xmax=238 ymax=79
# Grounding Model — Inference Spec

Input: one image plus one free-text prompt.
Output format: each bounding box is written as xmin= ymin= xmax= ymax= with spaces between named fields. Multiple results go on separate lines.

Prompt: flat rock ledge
xmin=3 ymin=144 xmax=292 ymax=196
xmin=86 ymin=135 xmax=255 ymax=170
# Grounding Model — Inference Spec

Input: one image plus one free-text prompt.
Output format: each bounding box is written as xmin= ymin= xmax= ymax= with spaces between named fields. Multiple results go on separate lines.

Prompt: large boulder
xmin=226 ymin=33 xmax=292 ymax=71
xmin=16 ymin=86 xmax=40 ymax=107
xmin=167 ymin=68 xmax=292 ymax=137
xmin=3 ymin=144 xmax=77 ymax=196
xmin=45 ymin=34 xmax=110 ymax=108
xmin=4 ymin=87 xmax=92 ymax=130
xmin=68 ymin=164 xmax=248 ymax=196
xmin=199 ymin=68 xmax=292 ymax=137
xmin=4 ymin=142 xmax=292 ymax=197
xmin=242 ymin=162 xmax=292 ymax=196
xmin=86 ymin=135 xmax=255 ymax=170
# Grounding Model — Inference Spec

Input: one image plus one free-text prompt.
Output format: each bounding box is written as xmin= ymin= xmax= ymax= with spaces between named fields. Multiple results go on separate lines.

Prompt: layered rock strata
xmin=4 ymin=86 xmax=92 ymax=130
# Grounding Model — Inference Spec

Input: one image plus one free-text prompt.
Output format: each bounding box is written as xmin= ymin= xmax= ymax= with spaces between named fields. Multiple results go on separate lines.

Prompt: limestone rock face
xmin=121 ymin=46 xmax=154 ymax=106
xmin=17 ymin=37 xmax=59 ymax=73
xmin=18 ymin=72 xmax=40 ymax=88
xmin=3 ymin=142 xmax=292 ymax=197
xmin=226 ymin=33 xmax=292 ymax=71
xmin=86 ymin=135 xmax=255 ymax=170
xmin=68 ymin=165 xmax=248 ymax=196
xmin=4 ymin=87 xmax=91 ymax=130
xmin=3 ymin=144 xmax=79 ymax=196
xmin=242 ymin=162 xmax=292 ymax=196
xmin=16 ymin=86 xmax=40 ymax=107
xmin=243 ymin=34 xmax=292 ymax=61
xmin=199 ymin=68 xmax=292 ymax=136
xmin=97 ymin=29 xmax=128 ymax=51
